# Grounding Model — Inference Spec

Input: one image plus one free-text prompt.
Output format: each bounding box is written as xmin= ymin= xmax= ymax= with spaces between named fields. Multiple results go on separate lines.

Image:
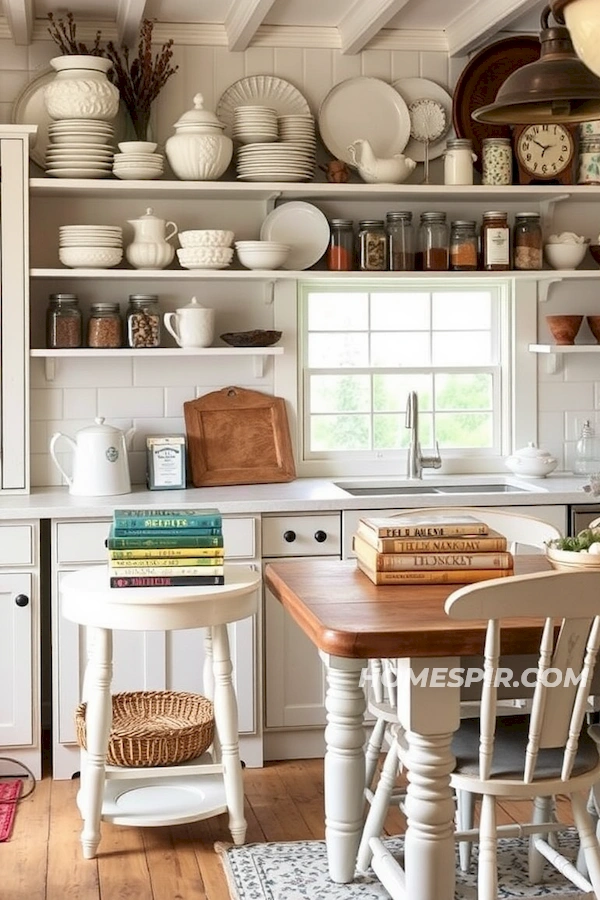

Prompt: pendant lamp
xmin=551 ymin=0 xmax=600 ymax=79
xmin=471 ymin=4 xmax=600 ymax=124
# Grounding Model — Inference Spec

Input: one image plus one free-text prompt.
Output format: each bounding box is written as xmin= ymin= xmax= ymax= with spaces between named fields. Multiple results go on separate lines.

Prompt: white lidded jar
xmin=44 ymin=55 xmax=120 ymax=121
xmin=443 ymin=138 xmax=477 ymax=185
xmin=166 ymin=93 xmax=233 ymax=181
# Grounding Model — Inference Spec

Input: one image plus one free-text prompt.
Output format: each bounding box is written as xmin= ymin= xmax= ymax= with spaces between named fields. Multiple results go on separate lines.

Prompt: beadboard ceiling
xmin=0 ymin=0 xmax=546 ymax=55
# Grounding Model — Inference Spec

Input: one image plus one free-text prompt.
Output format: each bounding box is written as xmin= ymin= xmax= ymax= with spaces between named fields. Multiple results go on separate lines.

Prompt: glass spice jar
xmin=327 ymin=218 xmax=354 ymax=270
xmin=386 ymin=211 xmax=414 ymax=271
xmin=482 ymin=137 xmax=512 ymax=185
xmin=481 ymin=211 xmax=510 ymax=271
xmin=87 ymin=301 xmax=123 ymax=348
xmin=358 ymin=220 xmax=387 ymax=271
xmin=450 ymin=220 xmax=478 ymax=271
xmin=513 ymin=212 xmax=542 ymax=270
xmin=418 ymin=211 xmax=449 ymax=271
xmin=126 ymin=294 xmax=161 ymax=348
xmin=46 ymin=293 xmax=82 ymax=348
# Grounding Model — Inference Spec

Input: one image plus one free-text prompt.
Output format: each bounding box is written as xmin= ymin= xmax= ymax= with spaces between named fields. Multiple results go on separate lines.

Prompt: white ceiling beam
xmin=225 ymin=0 xmax=278 ymax=52
xmin=338 ymin=0 xmax=411 ymax=55
xmin=447 ymin=0 xmax=540 ymax=58
xmin=3 ymin=0 xmax=32 ymax=45
xmin=116 ymin=0 xmax=147 ymax=48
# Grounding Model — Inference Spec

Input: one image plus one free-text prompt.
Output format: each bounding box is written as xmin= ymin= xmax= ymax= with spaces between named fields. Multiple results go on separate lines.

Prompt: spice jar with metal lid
xmin=46 ymin=293 xmax=82 ymax=348
xmin=443 ymin=138 xmax=476 ymax=185
xmin=418 ymin=211 xmax=449 ymax=271
xmin=513 ymin=212 xmax=542 ymax=270
xmin=481 ymin=211 xmax=510 ymax=271
xmin=450 ymin=220 xmax=478 ymax=271
xmin=386 ymin=211 xmax=414 ymax=271
xmin=482 ymin=137 xmax=512 ymax=185
xmin=126 ymin=294 xmax=161 ymax=348
xmin=327 ymin=218 xmax=354 ymax=271
xmin=358 ymin=219 xmax=387 ymax=271
xmin=578 ymin=136 xmax=600 ymax=184
xmin=87 ymin=301 xmax=123 ymax=348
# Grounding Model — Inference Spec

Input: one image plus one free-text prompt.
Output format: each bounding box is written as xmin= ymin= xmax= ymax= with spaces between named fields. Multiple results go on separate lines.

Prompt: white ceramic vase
xmin=166 ymin=93 xmax=233 ymax=181
xmin=44 ymin=55 xmax=120 ymax=121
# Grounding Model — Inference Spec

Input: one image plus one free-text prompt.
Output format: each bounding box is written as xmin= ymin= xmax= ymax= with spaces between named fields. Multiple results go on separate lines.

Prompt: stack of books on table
xmin=353 ymin=513 xmax=514 ymax=585
xmin=107 ymin=508 xmax=225 ymax=588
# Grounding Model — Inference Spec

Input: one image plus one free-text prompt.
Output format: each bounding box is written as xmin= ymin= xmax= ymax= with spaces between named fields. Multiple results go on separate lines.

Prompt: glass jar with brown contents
xmin=481 ymin=211 xmax=510 ymax=271
xmin=513 ymin=212 xmax=542 ymax=270
xmin=418 ymin=211 xmax=449 ymax=271
xmin=126 ymin=294 xmax=161 ymax=348
xmin=46 ymin=293 xmax=82 ymax=348
xmin=386 ymin=211 xmax=414 ymax=271
xmin=358 ymin=220 xmax=387 ymax=271
xmin=450 ymin=220 xmax=478 ymax=271
xmin=87 ymin=302 xmax=123 ymax=348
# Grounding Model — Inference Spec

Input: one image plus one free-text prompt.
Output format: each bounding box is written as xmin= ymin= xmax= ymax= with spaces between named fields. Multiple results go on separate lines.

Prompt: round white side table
xmin=60 ymin=563 xmax=260 ymax=859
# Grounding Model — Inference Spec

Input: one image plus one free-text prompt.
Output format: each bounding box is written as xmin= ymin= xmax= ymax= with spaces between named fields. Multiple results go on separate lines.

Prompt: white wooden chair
xmin=359 ymin=507 xmax=562 ymax=873
xmin=368 ymin=569 xmax=600 ymax=900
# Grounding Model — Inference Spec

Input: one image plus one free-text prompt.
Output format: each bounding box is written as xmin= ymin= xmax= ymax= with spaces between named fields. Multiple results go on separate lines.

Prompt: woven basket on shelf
xmin=75 ymin=690 xmax=214 ymax=768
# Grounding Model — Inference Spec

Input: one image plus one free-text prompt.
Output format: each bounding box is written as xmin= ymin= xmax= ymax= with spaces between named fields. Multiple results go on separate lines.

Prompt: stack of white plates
xmin=278 ymin=113 xmax=316 ymax=148
xmin=46 ymin=119 xmax=115 ymax=178
xmin=236 ymin=141 xmax=315 ymax=182
xmin=232 ymin=105 xmax=278 ymax=144
xmin=58 ymin=225 xmax=123 ymax=268
xmin=113 ymin=141 xmax=164 ymax=180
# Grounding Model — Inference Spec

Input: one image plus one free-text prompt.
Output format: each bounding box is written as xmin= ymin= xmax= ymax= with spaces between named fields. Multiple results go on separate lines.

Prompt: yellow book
xmin=355 ymin=522 xmax=507 ymax=554
xmin=108 ymin=547 xmax=224 ymax=560
xmin=356 ymin=558 xmax=514 ymax=586
xmin=353 ymin=533 xmax=513 ymax=571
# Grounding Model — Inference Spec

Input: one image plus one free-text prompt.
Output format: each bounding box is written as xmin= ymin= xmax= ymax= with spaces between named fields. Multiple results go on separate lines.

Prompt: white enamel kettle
xmin=49 ymin=417 xmax=134 ymax=496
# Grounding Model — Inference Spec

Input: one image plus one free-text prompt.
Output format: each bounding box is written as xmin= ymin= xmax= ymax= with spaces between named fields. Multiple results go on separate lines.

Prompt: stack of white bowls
xmin=177 ymin=229 xmax=234 ymax=270
xmin=113 ymin=141 xmax=165 ymax=180
xmin=58 ymin=225 xmax=123 ymax=269
xmin=234 ymin=240 xmax=291 ymax=270
xmin=46 ymin=119 xmax=115 ymax=178
xmin=232 ymin=106 xmax=278 ymax=144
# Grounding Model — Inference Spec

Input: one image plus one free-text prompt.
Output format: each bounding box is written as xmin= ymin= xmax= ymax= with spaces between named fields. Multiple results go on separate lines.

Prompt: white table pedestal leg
xmin=320 ymin=653 xmax=366 ymax=883
xmin=79 ymin=626 xmax=113 ymax=859
xmin=211 ymin=623 xmax=246 ymax=845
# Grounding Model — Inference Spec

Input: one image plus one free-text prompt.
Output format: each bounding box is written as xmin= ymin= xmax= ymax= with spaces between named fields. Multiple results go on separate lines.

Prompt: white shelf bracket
xmin=539 ymin=193 xmax=569 ymax=236
xmin=44 ymin=358 xmax=56 ymax=381
xmin=545 ymin=352 xmax=561 ymax=375
xmin=265 ymin=190 xmax=282 ymax=215
xmin=537 ymin=277 xmax=562 ymax=303
xmin=264 ymin=280 xmax=276 ymax=305
xmin=253 ymin=355 xmax=266 ymax=378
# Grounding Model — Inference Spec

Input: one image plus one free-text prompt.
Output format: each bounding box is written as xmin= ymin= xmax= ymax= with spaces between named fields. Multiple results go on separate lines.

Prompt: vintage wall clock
xmin=513 ymin=124 xmax=577 ymax=185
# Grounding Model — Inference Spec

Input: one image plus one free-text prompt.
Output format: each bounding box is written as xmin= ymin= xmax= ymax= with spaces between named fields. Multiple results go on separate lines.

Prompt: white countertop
xmin=0 ymin=474 xmax=598 ymax=520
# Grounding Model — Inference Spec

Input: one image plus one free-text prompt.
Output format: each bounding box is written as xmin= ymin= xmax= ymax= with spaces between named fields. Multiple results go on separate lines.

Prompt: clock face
xmin=516 ymin=124 xmax=574 ymax=178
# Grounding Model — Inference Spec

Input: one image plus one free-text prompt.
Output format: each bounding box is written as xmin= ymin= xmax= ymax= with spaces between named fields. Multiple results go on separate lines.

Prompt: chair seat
xmin=453 ymin=715 xmax=599 ymax=780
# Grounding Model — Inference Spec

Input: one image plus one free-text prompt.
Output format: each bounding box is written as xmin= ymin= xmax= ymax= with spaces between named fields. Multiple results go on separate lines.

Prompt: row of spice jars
xmin=327 ymin=211 xmax=543 ymax=273
xmin=46 ymin=294 xmax=162 ymax=349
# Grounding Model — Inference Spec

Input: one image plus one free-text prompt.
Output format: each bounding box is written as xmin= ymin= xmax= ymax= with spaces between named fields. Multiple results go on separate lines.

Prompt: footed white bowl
xmin=179 ymin=230 xmax=234 ymax=248
xmin=59 ymin=246 xmax=123 ymax=268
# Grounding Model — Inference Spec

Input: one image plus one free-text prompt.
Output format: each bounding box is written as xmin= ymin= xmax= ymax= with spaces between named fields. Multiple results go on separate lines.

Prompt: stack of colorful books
xmin=107 ymin=508 xmax=225 ymax=588
xmin=353 ymin=512 xmax=514 ymax=585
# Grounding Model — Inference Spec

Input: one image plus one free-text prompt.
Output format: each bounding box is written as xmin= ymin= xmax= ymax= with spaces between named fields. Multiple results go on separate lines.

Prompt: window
xmin=297 ymin=280 xmax=514 ymax=475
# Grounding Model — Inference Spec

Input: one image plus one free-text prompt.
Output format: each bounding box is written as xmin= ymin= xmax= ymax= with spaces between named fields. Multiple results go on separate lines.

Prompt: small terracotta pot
xmin=546 ymin=314 xmax=583 ymax=345
xmin=588 ymin=315 xmax=600 ymax=343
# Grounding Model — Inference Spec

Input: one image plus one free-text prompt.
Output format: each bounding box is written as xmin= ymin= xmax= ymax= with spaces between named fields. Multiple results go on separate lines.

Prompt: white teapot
xmin=50 ymin=418 xmax=134 ymax=496
xmin=164 ymin=296 xmax=215 ymax=348
xmin=126 ymin=207 xmax=178 ymax=269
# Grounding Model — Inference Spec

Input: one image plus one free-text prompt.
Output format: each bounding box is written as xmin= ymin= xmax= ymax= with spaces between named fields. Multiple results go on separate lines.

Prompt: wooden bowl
xmin=220 ymin=330 xmax=282 ymax=347
xmin=589 ymin=244 xmax=600 ymax=266
xmin=546 ymin=545 xmax=600 ymax=571
xmin=587 ymin=315 xmax=600 ymax=343
xmin=545 ymin=314 xmax=583 ymax=345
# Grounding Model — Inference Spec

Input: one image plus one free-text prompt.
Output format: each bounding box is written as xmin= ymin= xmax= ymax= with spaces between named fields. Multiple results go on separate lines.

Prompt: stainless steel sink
xmin=342 ymin=486 xmax=441 ymax=496
xmin=334 ymin=480 xmax=540 ymax=497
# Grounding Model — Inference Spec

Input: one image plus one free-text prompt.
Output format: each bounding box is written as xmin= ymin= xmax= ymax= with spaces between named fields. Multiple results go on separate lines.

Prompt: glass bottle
xmin=418 ymin=211 xmax=449 ymax=271
xmin=46 ymin=293 xmax=82 ymax=348
xmin=513 ymin=212 xmax=542 ymax=270
xmin=327 ymin=218 xmax=354 ymax=271
xmin=386 ymin=211 xmax=414 ymax=271
xmin=574 ymin=420 xmax=600 ymax=475
xmin=444 ymin=138 xmax=476 ymax=185
xmin=87 ymin=302 xmax=123 ymax=348
xmin=126 ymin=294 xmax=161 ymax=348
xmin=482 ymin=137 xmax=512 ymax=185
xmin=481 ymin=211 xmax=510 ymax=271
xmin=358 ymin=220 xmax=387 ymax=271
xmin=450 ymin=220 xmax=478 ymax=271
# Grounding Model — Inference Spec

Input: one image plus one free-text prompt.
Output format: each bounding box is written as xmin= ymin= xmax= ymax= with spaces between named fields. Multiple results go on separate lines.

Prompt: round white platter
xmin=392 ymin=76 xmax=455 ymax=163
xmin=260 ymin=201 xmax=330 ymax=269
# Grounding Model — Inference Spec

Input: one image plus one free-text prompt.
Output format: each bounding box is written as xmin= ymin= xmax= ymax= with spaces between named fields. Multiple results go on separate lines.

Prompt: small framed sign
xmin=146 ymin=435 xmax=186 ymax=490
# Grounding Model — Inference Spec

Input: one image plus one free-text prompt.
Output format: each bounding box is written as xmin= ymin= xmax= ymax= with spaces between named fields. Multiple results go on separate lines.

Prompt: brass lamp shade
xmin=472 ymin=4 xmax=600 ymax=124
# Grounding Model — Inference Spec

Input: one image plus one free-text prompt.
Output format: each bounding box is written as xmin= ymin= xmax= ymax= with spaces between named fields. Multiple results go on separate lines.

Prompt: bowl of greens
xmin=546 ymin=528 xmax=600 ymax=570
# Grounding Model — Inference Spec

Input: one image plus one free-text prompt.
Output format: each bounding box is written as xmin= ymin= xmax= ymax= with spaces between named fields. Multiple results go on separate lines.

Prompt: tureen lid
xmin=511 ymin=441 xmax=554 ymax=459
xmin=173 ymin=93 xmax=225 ymax=131
xmin=177 ymin=295 xmax=207 ymax=311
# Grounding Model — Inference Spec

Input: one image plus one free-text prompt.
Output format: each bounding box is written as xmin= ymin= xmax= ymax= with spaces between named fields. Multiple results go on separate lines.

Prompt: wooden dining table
xmin=264 ymin=555 xmax=551 ymax=900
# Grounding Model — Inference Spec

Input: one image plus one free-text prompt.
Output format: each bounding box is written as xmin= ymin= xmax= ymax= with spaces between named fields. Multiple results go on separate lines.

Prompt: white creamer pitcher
xmin=126 ymin=207 xmax=178 ymax=269
xmin=49 ymin=417 xmax=134 ymax=496
xmin=164 ymin=296 xmax=214 ymax=348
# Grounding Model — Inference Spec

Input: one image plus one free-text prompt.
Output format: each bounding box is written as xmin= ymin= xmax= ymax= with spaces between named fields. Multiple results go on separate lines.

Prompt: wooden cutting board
xmin=184 ymin=386 xmax=296 ymax=487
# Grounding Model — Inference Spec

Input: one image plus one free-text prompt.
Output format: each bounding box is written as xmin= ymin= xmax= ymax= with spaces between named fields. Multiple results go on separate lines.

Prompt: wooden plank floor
xmin=2 ymin=752 xmax=574 ymax=900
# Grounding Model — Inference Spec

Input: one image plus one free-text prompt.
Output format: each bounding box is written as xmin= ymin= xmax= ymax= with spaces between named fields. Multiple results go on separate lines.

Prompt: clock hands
xmin=532 ymin=138 xmax=552 ymax=155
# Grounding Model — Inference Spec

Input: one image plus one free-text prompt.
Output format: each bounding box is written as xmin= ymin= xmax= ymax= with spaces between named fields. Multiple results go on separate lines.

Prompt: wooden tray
xmin=184 ymin=386 xmax=296 ymax=487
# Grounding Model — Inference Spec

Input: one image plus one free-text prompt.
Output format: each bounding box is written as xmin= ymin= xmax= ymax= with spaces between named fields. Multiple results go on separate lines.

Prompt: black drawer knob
xmin=15 ymin=594 xmax=29 ymax=607
xmin=283 ymin=530 xmax=297 ymax=543
xmin=314 ymin=530 xmax=327 ymax=543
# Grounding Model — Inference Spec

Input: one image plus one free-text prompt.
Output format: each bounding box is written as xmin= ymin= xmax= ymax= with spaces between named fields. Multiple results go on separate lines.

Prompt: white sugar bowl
xmin=505 ymin=442 xmax=558 ymax=478
xmin=165 ymin=93 xmax=233 ymax=181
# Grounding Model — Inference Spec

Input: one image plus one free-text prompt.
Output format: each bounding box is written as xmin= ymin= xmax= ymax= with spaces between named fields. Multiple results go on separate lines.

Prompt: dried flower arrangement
xmin=47 ymin=13 xmax=179 ymax=141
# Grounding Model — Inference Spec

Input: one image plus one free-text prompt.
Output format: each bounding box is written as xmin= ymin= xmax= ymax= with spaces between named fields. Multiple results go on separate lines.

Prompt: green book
xmin=113 ymin=508 xmax=222 ymax=530
xmin=106 ymin=525 xmax=223 ymax=550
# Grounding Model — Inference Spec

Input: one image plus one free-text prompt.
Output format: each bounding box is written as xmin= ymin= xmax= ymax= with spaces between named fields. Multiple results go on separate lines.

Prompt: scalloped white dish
xmin=216 ymin=75 xmax=311 ymax=138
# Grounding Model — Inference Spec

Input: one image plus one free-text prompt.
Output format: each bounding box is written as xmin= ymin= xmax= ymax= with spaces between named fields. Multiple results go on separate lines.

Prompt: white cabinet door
xmin=0 ymin=573 xmax=32 ymax=746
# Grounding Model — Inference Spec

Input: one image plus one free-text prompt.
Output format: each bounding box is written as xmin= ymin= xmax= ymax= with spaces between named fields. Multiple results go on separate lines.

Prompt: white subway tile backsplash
xmin=538 ymin=381 xmax=595 ymax=413
xmin=98 ymin=388 xmax=164 ymax=419
xmin=30 ymin=389 xmax=63 ymax=421
xmin=165 ymin=387 xmax=195 ymax=418
xmin=29 ymin=420 xmax=48 ymax=455
xmin=130 ymin=418 xmax=186 ymax=451
xmin=63 ymin=388 xmax=97 ymax=420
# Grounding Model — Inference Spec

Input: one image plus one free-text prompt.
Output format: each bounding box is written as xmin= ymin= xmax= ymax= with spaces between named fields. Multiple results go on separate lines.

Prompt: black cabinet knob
xmin=283 ymin=530 xmax=296 ymax=543
xmin=314 ymin=530 xmax=328 ymax=543
xmin=15 ymin=594 xmax=29 ymax=607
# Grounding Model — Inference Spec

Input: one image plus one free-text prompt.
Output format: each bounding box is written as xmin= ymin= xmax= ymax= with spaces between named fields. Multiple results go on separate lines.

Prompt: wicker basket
xmin=75 ymin=690 xmax=214 ymax=768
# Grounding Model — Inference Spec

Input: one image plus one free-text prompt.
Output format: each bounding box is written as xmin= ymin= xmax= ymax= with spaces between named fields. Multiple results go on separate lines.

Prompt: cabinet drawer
xmin=0 ymin=524 xmax=34 ymax=566
xmin=56 ymin=520 xmax=110 ymax=564
xmin=223 ymin=516 xmax=257 ymax=558
xmin=262 ymin=513 xmax=341 ymax=557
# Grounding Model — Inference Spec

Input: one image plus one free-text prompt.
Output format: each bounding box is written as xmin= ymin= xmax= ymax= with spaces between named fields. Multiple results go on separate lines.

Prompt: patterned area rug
xmin=218 ymin=831 xmax=592 ymax=900
xmin=0 ymin=781 xmax=22 ymax=841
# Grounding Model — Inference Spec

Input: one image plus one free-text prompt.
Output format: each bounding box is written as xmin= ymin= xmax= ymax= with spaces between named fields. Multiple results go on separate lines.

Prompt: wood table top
xmin=264 ymin=556 xmax=552 ymax=660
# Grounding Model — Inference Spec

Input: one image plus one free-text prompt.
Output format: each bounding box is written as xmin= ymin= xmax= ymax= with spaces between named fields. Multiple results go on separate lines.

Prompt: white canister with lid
xmin=443 ymin=138 xmax=477 ymax=185
xmin=165 ymin=93 xmax=233 ymax=181
xmin=163 ymin=296 xmax=214 ymax=348
xmin=505 ymin=442 xmax=558 ymax=478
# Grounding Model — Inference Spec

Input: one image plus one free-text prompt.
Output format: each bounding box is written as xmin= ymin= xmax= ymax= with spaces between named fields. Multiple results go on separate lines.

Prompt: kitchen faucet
xmin=405 ymin=390 xmax=442 ymax=479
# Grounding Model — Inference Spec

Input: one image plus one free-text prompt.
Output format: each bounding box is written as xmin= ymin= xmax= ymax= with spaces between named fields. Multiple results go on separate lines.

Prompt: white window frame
xmin=273 ymin=277 xmax=537 ymax=479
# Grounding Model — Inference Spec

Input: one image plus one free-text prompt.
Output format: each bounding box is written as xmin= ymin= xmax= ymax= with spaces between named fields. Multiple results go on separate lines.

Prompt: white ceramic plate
xmin=391 ymin=77 xmax=454 ymax=163
xmin=45 ymin=168 xmax=113 ymax=179
xmin=318 ymin=76 xmax=411 ymax=167
xmin=216 ymin=75 xmax=311 ymax=138
xmin=260 ymin=201 xmax=330 ymax=269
